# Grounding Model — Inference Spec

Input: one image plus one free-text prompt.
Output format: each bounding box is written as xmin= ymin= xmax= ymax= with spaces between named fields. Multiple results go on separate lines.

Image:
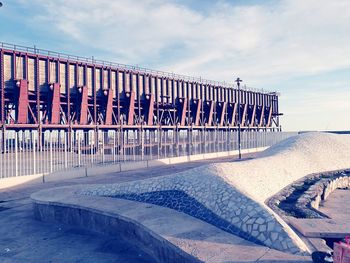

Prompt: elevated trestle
xmin=0 ymin=42 xmax=281 ymax=137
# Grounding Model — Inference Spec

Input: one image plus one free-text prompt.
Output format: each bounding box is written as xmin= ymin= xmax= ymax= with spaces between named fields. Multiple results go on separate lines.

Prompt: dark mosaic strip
xmin=113 ymin=190 xmax=263 ymax=245
xmin=268 ymin=169 xmax=350 ymax=218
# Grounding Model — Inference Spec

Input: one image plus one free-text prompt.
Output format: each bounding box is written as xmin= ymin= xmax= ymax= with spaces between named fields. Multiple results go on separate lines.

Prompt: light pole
xmin=235 ymin=77 xmax=242 ymax=159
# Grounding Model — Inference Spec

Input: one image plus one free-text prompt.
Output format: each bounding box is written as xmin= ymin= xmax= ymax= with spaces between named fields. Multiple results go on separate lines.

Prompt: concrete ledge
xmin=267 ymin=169 xmax=350 ymax=219
xmin=310 ymin=174 xmax=350 ymax=210
xmin=31 ymin=186 xmax=312 ymax=263
xmin=33 ymin=202 xmax=195 ymax=263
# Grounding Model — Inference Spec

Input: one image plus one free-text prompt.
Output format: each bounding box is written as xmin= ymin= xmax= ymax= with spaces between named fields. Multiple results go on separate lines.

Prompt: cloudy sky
xmin=1 ymin=0 xmax=349 ymax=131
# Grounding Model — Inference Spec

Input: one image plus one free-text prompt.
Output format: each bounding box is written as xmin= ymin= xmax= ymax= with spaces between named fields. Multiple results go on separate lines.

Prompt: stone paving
xmin=114 ymin=190 xmax=264 ymax=246
xmin=82 ymin=166 xmax=309 ymax=255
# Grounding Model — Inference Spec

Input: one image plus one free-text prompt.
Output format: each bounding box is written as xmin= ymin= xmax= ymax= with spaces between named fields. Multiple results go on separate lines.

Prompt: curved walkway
xmin=32 ymin=185 xmax=312 ymax=263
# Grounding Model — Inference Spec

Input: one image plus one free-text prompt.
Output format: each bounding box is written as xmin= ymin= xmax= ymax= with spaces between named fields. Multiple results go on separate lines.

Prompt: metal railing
xmin=0 ymin=130 xmax=297 ymax=178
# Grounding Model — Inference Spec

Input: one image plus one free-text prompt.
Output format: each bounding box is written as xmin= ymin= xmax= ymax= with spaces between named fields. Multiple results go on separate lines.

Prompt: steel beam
xmin=49 ymin=83 xmax=61 ymax=124
xmin=192 ymin=99 xmax=202 ymax=126
xmin=16 ymin=79 xmax=29 ymax=124
xmin=217 ymin=101 xmax=227 ymax=126
xmin=145 ymin=93 xmax=155 ymax=126
xmin=79 ymin=86 xmax=88 ymax=125
xmin=104 ymin=88 xmax=114 ymax=125
xmin=204 ymin=100 xmax=214 ymax=126
xmin=126 ymin=90 xmax=135 ymax=125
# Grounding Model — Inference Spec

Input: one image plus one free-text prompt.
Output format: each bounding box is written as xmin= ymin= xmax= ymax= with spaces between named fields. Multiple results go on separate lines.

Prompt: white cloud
xmin=28 ymin=0 xmax=350 ymax=83
xmin=17 ymin=0 xmax=350 ymax=130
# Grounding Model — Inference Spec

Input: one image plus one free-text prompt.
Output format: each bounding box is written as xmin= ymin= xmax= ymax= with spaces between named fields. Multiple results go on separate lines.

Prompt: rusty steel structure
xmin=0 ymin=42 xmax=281 ymax=140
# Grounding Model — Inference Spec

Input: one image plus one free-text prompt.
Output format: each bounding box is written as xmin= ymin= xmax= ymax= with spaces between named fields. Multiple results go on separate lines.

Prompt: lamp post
xmin=235 ymin=77 xmax=242 ymax=159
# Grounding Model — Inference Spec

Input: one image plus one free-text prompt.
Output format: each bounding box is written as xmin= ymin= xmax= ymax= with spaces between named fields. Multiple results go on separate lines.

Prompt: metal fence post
xmin=91 ymin=131 xmax=94 ymax=165
xmin=78 ymin=132 xmax=81 ymax=166
xmin=15 ymin=133 xmax=18 ymax=177
xmin=64 ymin=132 xmax=68 ymax=169
xmin=102 ymin=131 xmax=105 ymax=164
xmin=141 ymin=129 xmax=144 ymax=161
xmin=32 ymin=131 xmax=36 ymax=174
xmin=50 ymin=132 xmax=53 ymax=173
xmin=113 ymin=131 xmax=116 ymax=163
xmin=157 ymin=129 xmax=160 ymax=159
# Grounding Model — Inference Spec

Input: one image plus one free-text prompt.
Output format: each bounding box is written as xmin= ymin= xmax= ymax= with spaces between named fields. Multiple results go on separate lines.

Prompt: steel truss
xmin=0 ymin=42 xmax=281 ymax=150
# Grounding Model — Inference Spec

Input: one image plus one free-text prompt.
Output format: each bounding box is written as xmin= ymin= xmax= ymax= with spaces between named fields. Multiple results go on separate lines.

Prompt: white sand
xmin=207 ymin=132 xmax=350 ymax=203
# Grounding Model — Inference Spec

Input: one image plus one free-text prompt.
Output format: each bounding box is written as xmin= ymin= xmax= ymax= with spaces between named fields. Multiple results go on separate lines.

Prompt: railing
xmin=0 ymin=130 xmax=297 ymax=178
xmin=0 ymin=41 xmax=276 ymax=95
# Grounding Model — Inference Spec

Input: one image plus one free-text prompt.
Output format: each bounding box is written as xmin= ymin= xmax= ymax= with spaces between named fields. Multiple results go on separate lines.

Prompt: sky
xmin=0 ymin=0 xmax=349 ymax=131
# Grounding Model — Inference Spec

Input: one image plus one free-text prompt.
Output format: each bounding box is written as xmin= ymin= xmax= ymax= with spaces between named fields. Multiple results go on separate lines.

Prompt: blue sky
xmin=1 ymin=0 xmax=349 ymax=131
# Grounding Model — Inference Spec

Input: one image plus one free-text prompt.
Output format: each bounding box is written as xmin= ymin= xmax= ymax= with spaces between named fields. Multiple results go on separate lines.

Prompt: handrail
xmin=0 ymin=41 xmax=278 ymax=95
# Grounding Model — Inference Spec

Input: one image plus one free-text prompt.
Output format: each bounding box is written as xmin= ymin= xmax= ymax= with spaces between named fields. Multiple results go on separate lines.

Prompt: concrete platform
xmin=287 ymin=189 xmax=350 ymax=239
xmin=31 ymin=186 xmax=312 ymax=263
xmin=288 ymin=217 xmax=350 ymax=238
xmin=318 ymin=189 xmax=350 ymax=221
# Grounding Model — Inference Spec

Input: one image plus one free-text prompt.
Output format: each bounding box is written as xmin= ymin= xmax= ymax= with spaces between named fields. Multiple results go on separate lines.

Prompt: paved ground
xmin=288 ymin=189 xmax=350 ymax=239
xmin=0 ymin=155 xmax=243 ymax=263
xmin=318 ymin=189 xmax=350 ymax=221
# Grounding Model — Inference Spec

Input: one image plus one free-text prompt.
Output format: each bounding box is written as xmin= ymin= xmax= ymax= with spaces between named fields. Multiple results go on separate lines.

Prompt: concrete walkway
xmin=288 ymin=189 xmax=350 ymax=239
xmin=319 ymin=189 xmax=350 ymax=221
xmin=0 ymin=156 xmax=242 ymax=263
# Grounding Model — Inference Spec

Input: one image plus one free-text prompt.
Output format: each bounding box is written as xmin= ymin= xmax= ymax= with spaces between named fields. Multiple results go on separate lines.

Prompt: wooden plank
xmin=15 ymin=55 xmax=25 ymax=80
xmin=39 ymin=59 xmax=47 ymax=92
xmin=78 ymin=65 xmax=84 ymax=87
xmin=69 ymin=64 xmax=76 ymax=93
xmin=111 ymin=70 xmax=116 ymax=98
xmin=4 ymin=54 xmax=13 ymax=90
xmin=27 ymin=58 xmax=35 ymax=91
xmin=95 ymin=68 xmax=101 ymax=94
xmin=86 ymin=67 xmax=93 ymax=96
xmin=59 ymin=63 xmax=66 ymax=94
xmin=50 ymin=61 xmax=57 ymax=83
